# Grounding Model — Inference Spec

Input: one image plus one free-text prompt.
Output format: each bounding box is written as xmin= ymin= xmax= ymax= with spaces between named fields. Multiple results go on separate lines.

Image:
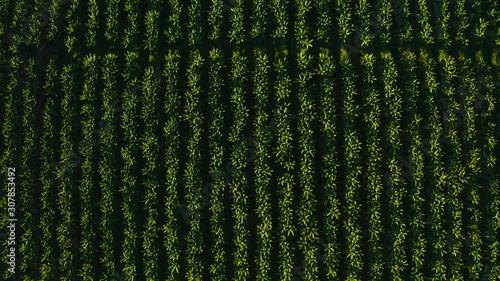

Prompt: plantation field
xmin=0 ymin=0 xmax=499 ymax=280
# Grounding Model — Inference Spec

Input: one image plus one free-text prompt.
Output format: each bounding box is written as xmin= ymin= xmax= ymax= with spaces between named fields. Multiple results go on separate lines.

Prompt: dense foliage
xmin=0 ymin=0 xmax=498 ymax=280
